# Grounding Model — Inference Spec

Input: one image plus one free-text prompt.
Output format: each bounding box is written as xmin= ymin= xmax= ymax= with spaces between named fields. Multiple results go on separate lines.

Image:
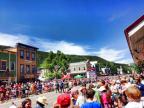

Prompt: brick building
xmin=0 ymin=43 xmax=38 ymax=82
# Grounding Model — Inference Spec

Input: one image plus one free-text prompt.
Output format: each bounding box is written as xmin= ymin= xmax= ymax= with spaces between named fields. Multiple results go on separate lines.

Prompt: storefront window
xmin=11 ymin=62 xmax=15 ymax=70
xmin=20 ymin=50 xmax=24 ymax=59
xmin=20 ymin=64 xmax=24 ymax=76
xmin=32 ymin=52 xmax=35 ymax=61
xmin=26 ymin=65 xmax=30 ymax=74
xmin=26 ymin=51 xmax=30 ymax=60
xmin=1 ymin=61 xmax=6 ymax=70
xmin=32 ymin=65 xmax=36 ymax=74
xmin=74 ymin=68 xmax=75 ymax=71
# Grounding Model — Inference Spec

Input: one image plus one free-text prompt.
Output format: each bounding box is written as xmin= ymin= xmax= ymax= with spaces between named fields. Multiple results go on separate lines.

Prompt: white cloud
xmin=0 ymin=32 xmax=88 ymax=55
xmin=94 ymin=48 xmax=126 ymax=61
xmin=38 ymin=40 xmax=89 ymax=55
xmin=94 ymin=47 xmax=133 ymax=64
xmin=0 ymin=32 xmax=133 ymax=64
xmin=115 ymin=58 xmax=133 ymax=64
xmin=0 ymin=33 xmax=31 ymax=46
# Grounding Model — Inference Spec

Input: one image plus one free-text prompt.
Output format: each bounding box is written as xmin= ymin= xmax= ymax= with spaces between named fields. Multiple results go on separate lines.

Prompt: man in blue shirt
xmin=135 ymin=76 xmax=144 ymax=97
xmin=81 ymin=88 xmax=101 ymax=108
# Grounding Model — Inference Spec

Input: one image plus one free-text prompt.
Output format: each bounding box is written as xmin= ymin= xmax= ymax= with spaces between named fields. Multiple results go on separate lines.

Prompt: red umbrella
xmin=61 ymin=74 xmax=71 ymax=80
xmin=87 ymin=67 xmax=96 ymax=71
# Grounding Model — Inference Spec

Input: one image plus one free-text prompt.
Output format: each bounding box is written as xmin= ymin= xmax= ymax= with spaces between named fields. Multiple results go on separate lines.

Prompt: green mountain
xmin=37 ymin=51 xmax=107 ymax=67
xmin=37 ymin=51 xmax=130 ymax=74
xmin=37 ymin=50 xmax=126 ymax=66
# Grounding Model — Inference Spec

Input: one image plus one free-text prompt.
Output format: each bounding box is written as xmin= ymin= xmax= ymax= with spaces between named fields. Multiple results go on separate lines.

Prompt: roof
xmin=0 ymin=49 xmax=16 ymax=53
xmin=69 ymin=61 xmax=97 ymax=66
xmin=124 ymin=15 xmax=144 ymax=65
xmin=16 ymin=43 xmax=38 ymax=50
xmin=124 ymin=15 xmax=144 ymax=47
xmin=125 ymin=15 xmax=144 ymax=35
xmin=69 ymin=61 xmax=87 ymax=65
xmin=6 ymin=48 xmax=17 ymax=52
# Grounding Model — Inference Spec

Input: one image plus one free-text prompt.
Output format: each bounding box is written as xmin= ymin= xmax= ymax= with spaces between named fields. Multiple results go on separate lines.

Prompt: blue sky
xmin=0 ymin=0 xmax=144 ymax=63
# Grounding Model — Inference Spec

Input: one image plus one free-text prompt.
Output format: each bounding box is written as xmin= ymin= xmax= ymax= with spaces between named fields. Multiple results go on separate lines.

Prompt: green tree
xmin=130 ymin=64 xmax=142 ymax=74
xmin=40 ymin=50 xmax=70 ymax=79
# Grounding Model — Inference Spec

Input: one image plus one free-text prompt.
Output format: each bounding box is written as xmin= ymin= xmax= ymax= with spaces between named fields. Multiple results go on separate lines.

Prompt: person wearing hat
xmin=56 ymin=93 xmax=71 ymax=108
xmin=71 ymin=87 xmax=79 ymax=105
xmin=120 ymin=78 xmax=132 ymax=93
xmin=76 ymin=86 xmax=87 ymax=107
xmin=35 ymin=96 xmax=48 ymax=108
xmin=9 ymin=102 xmax=17 ymax=108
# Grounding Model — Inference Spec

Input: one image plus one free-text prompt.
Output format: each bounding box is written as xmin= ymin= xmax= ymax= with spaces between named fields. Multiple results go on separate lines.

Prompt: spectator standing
xmin=55 ymin=81 xmax=59 ymax=93
xmin=71 ymin=87 xmax=79 ymax=105
xmin=35 ymin=96 xmax=48 ymax=108
xmin=60 ymin=81 xmax=64 ymax=93
xmin=124 ymin=86 xmax=144 ymax=108
xmin=38 ymin=82 xmax=43 ymax=94
xmin=81 ymin=88 xmax=101 ymax=108
xmin=76 ymin=86 xmax=87 ymax=107
xmin=56 ymin=93 xmax=71 ymax=108
xmin=21 ymin=98 xmax=32 ymax=108
xmin=135 ymin=76 xmax=144 ymax=97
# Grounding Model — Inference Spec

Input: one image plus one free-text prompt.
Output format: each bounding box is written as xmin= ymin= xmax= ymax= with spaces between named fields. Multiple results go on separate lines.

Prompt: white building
xmin=91 ymin=61 xmax=98 ymax=67
xmin=69 ymin=60 xmax=97 ymax=76
xmin=37 ymin=68 xmax=49 ymax=81
xmin=69 ymin=61 xmax=87 ymax=75
xmin=117 ymin=66 xmax=123 ymax=75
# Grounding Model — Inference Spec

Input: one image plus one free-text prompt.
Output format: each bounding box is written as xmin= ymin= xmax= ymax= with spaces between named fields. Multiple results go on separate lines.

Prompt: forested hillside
xmin=37 ymin=50 xmax=130 ymax=74
xmin=37 ymin=51 xmax=109 ymax=67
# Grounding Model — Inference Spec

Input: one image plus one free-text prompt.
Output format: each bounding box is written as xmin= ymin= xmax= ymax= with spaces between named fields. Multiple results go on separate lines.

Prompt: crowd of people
xmin=52 ymin=74 xmax=144 ymax=108
xmin=0 ymin=81 xmax=54 ymax=102
xmin=1 ymin=74 xmax=144 ymax=108
xmin=0 ymin=78 xmax=92 ymax=103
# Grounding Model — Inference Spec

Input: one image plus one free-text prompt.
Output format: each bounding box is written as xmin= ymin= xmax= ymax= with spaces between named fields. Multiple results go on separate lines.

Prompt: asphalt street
xmin=0 ymin=91 xmax=60 ymax=108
